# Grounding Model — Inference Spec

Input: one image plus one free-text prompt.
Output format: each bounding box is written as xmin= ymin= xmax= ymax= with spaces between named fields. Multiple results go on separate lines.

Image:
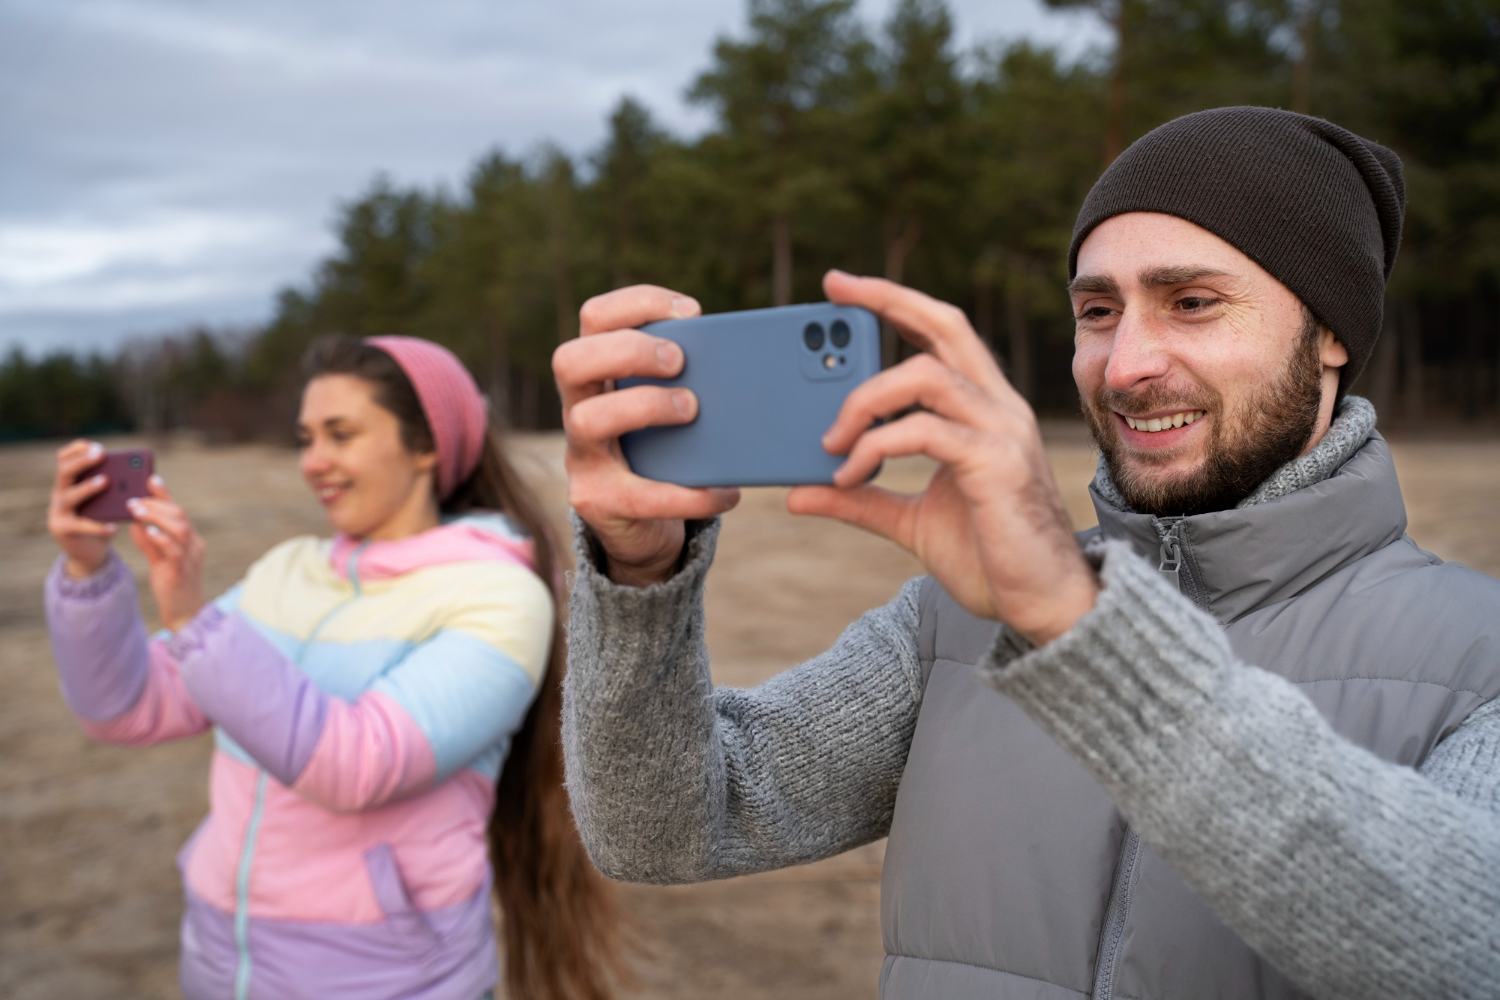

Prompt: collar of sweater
xmin=1088 ymin=397 xmax=1407 ymax=622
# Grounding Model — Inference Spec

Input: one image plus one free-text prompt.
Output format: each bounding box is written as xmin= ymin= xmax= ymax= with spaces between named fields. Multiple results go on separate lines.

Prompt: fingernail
xmin=656 ymin=341 xmax=681 ymax=369
xmin=126 ymin=498 xmax=143 ymax=510
xmin=149 ymin=474 xmax=164 ymax=487
xmin=146 ymin=524 xmax=162 ymax=537
xmin=88 ymin=442 xmax=103 ymax=458
xmin=669 ymin=296 xmax=700 ymax=319
xmin=671 ymin=389 xmax=693 ymax=416
xmin=93 ymin=474 xmax=106 ymax=485
xmin=828 ymin=268 xmax=851 ymax=279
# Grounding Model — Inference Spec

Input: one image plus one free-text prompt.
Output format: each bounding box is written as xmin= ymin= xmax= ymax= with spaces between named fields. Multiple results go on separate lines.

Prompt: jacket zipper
xmin=1091 ymin=518 xmax=1196 ymax=999
xmin=229 ymin=542 xmax=366 ymax=1000
xmin=1156 ymin=517 xmax=1184 ymax=591
xmin=1092 ymin=828 xmax=1143 ymax=1000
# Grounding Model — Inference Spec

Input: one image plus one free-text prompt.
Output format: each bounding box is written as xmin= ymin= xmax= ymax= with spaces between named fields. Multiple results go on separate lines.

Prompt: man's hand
xmin=554 ymin=285 xmax=741 ymax=587
xmin=789 ymin=271 xmax=1099 ymax=646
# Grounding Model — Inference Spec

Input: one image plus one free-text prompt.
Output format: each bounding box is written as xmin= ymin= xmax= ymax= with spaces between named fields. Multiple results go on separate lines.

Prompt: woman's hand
xmin=126 ymin=477 xmax=207 ymax=633
xmin=48 ymin=440 xmax=118 ymax=578
xmin=553 ymin=285 xmax=742 ymax=587
xmin=788 ymin=271 xmax=1100 ymax=647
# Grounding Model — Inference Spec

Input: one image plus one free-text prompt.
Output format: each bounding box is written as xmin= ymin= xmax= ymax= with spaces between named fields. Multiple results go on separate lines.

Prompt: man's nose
xmin=1103 ymin=311 xmax=1172 ymax=393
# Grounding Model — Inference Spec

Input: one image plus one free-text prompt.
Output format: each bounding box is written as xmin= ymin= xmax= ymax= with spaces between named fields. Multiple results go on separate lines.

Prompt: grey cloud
xmin=0 ymin=0 xmax=1102 ymax=355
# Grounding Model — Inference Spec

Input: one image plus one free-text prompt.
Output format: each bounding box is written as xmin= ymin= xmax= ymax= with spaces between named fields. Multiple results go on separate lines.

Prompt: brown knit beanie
xmin=1068 ymin=106 xmax=1405 ymax=390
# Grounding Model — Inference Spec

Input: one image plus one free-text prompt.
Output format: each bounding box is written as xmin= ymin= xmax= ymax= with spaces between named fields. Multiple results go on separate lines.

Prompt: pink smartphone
xmin=77 ymin=449 xmax=154 ymax=522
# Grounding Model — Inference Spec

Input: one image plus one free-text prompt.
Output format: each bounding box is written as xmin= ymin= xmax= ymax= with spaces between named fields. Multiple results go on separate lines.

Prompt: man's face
xmin=1070 ymin=212 xmax=1348 ymax=516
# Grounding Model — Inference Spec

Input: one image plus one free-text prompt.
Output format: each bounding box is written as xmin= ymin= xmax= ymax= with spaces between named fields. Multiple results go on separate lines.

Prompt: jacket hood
xmin=1090 ymin=431 xmax=1408 ymax=623
xmin=329 ymin=512 xmax=537 ymax=582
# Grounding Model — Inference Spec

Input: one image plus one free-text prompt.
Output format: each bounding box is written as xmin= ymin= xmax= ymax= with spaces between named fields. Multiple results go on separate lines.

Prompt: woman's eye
xmin=331 ymin=431 xmax=354 ymax=443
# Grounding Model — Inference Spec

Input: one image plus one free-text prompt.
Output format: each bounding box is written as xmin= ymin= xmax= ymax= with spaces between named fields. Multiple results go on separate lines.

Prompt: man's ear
xmin=1319 ymin=327 xmax=1349 ymax=370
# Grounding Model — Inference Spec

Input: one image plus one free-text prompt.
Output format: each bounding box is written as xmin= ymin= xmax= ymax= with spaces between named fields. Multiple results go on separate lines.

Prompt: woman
xmin=44 ymin=336 xmax=624 ymax=1000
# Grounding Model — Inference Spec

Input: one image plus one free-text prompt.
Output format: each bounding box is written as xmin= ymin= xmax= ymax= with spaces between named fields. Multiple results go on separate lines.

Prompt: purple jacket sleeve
xmin=44 ymin=554 xmax=210 ymax=743
xmin=170 ymin=607 xmax=440 ymax=811
xmin=170 ymin=606 xmax=329 ymax=786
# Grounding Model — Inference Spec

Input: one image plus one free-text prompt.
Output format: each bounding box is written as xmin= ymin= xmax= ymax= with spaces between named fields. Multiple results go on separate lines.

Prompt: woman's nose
xmin=300 ymin=440 xmax=332 ymax=476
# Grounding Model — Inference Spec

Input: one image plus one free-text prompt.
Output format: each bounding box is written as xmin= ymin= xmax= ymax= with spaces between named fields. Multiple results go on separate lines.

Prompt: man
xmin=552 ymin=107 xmax=1500 ymax=1000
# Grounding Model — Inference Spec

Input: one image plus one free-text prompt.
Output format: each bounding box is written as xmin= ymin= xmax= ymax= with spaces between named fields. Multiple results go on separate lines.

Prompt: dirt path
xmin=2 ymin=429 xmax=1497 ymax=998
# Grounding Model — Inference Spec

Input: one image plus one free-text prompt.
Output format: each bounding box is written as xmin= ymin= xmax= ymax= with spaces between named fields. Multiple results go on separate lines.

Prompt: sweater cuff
xmin=569 ymin=511 xmax=720 ymax=625
xmin=978 ymin=539 xmax=1235 ymax=780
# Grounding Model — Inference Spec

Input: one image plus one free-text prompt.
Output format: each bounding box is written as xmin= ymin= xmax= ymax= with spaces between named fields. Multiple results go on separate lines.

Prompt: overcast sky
xmin=0 ymin=0 xmax=1104 ymax=357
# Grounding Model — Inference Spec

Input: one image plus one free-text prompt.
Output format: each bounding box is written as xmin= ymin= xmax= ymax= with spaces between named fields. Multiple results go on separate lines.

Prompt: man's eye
xmin=1080 ymin=306 xmax=1114 ymax=320
xmin=1177 ymin=296 xmax=1218 ymax=311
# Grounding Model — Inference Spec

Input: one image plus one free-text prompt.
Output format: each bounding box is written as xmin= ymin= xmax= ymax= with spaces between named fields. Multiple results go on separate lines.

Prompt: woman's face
xmin=297 ymin=374 xmax=439 ymax=540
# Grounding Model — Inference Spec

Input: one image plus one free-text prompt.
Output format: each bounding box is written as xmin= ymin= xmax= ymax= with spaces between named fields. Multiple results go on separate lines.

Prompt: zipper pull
xmin=1157 ymin=520 xmax=1183 ymax=592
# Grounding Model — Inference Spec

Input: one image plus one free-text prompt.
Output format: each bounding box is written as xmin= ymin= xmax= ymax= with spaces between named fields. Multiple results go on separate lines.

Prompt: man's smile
xmin=1112 ymin=408 xmax=1207 ymax=449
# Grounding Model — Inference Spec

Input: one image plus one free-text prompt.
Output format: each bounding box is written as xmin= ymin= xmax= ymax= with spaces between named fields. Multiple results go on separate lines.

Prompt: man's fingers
xmin=832 ymin=411 xmax=978 ymax=487
xmin=554 ymin=329 xmax=687 ymax=410
xmin=822 ymin=354 xmax=1000 ymax=456
xmin=823 ymin=271 xmax=1008 ymax=394
xmin=578 ymin=285 xmax=701 ymax=337
xmin=571 ymin=473 xmax=740 ymax=524
xmin=566 ymin=385 xmax=697 ymax=448
xmin=787 ymin=484 xmax=916 ymax=549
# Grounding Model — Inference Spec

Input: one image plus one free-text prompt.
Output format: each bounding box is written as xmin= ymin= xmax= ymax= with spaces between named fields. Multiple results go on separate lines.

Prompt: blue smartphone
xmin=618 ymin=303 xmax=881 ymax=487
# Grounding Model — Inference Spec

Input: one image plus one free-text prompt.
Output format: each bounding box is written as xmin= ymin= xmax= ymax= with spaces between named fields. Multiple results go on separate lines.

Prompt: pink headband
xmin=366 ymin=336 xmax=488 ymax=500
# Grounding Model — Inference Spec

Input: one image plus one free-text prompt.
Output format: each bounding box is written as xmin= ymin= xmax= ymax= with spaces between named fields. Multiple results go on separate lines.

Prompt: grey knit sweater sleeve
xmin=982 ymin=540 xmax=1500 ymax=1000
xmin=561 ymin=516 xmax=925 ymax=884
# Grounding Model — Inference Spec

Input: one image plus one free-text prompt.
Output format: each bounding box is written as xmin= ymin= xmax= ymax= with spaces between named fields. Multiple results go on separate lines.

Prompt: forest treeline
xmin=7 ymin=0 xmax=1499 ymax=441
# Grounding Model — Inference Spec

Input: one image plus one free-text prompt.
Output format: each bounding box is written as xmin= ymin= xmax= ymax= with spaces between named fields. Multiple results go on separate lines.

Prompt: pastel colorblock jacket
xmin=44 ymin=513 xmax=552 ymax=1000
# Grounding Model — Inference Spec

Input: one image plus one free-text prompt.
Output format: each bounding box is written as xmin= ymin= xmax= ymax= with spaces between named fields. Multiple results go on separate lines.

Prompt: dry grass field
xmin=2 ymin=427 xmax=1498 ymax=998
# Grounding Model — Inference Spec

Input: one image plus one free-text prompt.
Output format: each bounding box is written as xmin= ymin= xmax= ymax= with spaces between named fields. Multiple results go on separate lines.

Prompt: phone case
xmin=618 ymin=303 xmax=881 ymax=487
xmin=77 ymin=450 xmax=154 ymax=521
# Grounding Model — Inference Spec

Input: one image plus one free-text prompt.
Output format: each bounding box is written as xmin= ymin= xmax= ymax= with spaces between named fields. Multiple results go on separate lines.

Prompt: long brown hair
xmin=302 ymin=335 xmax=629 ymax=1000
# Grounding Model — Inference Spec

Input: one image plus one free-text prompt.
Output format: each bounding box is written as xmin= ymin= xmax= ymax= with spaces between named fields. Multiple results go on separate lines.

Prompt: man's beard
xmin=1082 ymin=316 xmax=1325 ymax=517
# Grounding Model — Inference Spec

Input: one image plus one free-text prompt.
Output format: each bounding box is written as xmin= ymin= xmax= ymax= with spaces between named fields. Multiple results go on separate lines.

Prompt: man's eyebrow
xmin=1068 ymin=273 xmax=1121 ymax=297
xmin=1138 ymin=265 xmax=1232 ymax=288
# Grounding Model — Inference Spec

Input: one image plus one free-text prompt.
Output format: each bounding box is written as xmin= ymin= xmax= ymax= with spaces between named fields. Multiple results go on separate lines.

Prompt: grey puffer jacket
xmin=562 ymin=402 xmax=1500 ymax=1000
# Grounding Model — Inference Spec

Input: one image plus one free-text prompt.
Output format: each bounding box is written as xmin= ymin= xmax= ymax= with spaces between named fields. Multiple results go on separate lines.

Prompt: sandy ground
xmin=3 ymin=427 xmax=1499 ymax=999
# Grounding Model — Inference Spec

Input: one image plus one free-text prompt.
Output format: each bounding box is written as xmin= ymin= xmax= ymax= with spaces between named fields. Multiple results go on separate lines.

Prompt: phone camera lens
xmin=803 ymin=322 xmax=825 ymax=351
xmin=129 ymin=455 xmax=143 ymax=469
xmin=830 ymin=319 xmax=850 ymax=348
